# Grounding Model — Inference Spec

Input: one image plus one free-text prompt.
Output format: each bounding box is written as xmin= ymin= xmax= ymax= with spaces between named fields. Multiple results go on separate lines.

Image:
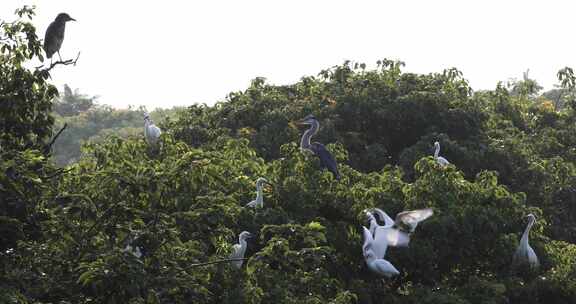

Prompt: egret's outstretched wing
xmin=310 ymin=142 xmax=340 ymax=180
xmin=372 ymin=226 xmax=390 ymax=259
xmin=396 ymin=208 xmax=433 ymax=232
xmin=373 ymin=208 xmax=395 ymax=227
xmin=361 ymin=226 xmax=374 ymax=255
xmin=381 ymin=227 xmax=411 ymax=247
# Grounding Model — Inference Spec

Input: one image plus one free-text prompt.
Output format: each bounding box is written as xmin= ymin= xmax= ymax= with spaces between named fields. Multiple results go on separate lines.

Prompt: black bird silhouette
xmin=44 ymin=13 xmax=76 ymax=62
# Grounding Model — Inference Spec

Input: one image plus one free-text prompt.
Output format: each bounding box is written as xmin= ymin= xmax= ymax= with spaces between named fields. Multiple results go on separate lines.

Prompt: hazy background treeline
xmin=51 ymin=85 xmax=183 ymax=166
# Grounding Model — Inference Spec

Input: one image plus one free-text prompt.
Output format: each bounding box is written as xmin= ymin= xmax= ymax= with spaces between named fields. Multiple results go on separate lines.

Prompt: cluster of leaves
xmin=2 ymin=6 xmax=576 ymax=304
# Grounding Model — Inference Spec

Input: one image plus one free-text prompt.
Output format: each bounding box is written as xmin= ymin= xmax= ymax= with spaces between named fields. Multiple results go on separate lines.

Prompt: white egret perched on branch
xmin=245 ymin=177 xmax=272 ymax=208
xmin=433 ymin=141 xmax=450 ymax=167
xmin=513 ymin=213 xmax=539 ymax=269
xmin=44 ymin=13 xmax=76 ymax=63
xmin=362 ymin=226 xmax=400 ymax=278
xmin=144 ymin=112 xmax=162 ymax=147
xmin=296 ymin=114 xmax=340 ymax=180
xmin=230 ymin=231 xmax=253 ymax=269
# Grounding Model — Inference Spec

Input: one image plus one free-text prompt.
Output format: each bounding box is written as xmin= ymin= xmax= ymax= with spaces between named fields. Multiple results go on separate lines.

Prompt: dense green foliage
xmin=2 ymin=7 xmax=576 ymax=304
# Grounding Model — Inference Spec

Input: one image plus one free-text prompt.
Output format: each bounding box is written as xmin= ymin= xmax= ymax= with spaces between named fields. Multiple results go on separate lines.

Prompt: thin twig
xmin=44 ymin=123 xmax=67 ymax=154
xmin=36 ymin=51 xmax=81 ymax=74
xmin=41 ymin=168 xmax=74 ymax=180
xmin=185 ymin=258 xmax=248 ymax=269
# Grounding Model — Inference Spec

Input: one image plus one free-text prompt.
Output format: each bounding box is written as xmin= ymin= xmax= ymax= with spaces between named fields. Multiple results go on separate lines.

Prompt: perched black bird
xmin=44 ymin=13 xmax=76 ymax=62
xmin=297 ymin=115 xmax=341 ymax=180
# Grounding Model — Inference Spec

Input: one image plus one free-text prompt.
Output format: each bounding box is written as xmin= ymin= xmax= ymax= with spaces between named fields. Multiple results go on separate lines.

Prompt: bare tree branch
xmin=43 ymin=122 xmax=67 ymax=154
xmin=35 ymin=51 xmax=81 ymax=75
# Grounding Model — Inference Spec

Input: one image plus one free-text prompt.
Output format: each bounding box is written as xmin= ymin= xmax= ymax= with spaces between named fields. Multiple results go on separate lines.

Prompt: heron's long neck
xmin=300 ymin=121 xmax=319 ymax=151
xmin=434 ymin=145 xmax=440 ymax=158
xmin=520 ymin=218 xmax=535 ymax=245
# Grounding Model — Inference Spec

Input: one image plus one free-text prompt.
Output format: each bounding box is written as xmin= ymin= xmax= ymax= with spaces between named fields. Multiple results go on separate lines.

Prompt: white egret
xmin=370 ymin=208 xmax=433 ymax=247
xmin=362 ymin=226 xmax=400 ymax=278
xmin=144 ymin=112 xmax=162 ymax=147
xmin=513 ymin=214 xmax=539 ymax=269
xmin=433 ymin=141 xmax=450 ymax=167
xmin=245 ymin=177 xmax=271 ymax=208
xmin=297 ymin=115 xmax=341 ymax=180
xmin=230 ymin=231 xmax=253 ymax=269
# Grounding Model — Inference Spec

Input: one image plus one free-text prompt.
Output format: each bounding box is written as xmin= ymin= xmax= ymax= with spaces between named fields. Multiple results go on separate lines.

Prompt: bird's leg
xmin=57 ymin=51 xmax=62 ymax=62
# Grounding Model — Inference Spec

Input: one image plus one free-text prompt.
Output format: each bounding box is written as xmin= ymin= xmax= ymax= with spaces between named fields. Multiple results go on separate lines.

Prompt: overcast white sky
xmin=1 ymin=1 xmax=575 ymax=109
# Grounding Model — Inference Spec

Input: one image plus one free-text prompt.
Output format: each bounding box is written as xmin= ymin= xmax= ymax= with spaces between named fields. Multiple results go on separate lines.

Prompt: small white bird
xmin=123 ymin=244 xmax=142 ymax=258
xmin=122 ymin=234 xmax=143 ymax=258
xmin=433 ymin=141 xmax=450 ymax=167
xmin=362 ymin=226 xmax=400 ymax=278
xmin=245 ymin=177 xmax=270 ymax=208
xmin=144 ymin=112 xmax=162 ymax=147
xmin=513 ymin=213 xmax=539 ymax=269
xmin=230 ymin=231 xmax=253 ymax=269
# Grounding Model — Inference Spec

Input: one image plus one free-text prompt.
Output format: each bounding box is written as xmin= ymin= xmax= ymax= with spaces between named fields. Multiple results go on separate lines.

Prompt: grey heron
xmin=433 ymin=141 xmax=450 ymax=167
xmin=362 ymin=226 xmax=400 ymax=278
xmin=144 ymin=112 xmax=162 ymax=147
xmin=245 ymin=177 xmax=272 ymax=208
xmin=230 ymin=231 xmax=253 ymax=269
xmin=44 ymin=13 xmax=76 ymax=63
xmin=297 ymin=114 xmax=341 ymax=180
xmin=513 ymin=213 xmax=539 ymax=269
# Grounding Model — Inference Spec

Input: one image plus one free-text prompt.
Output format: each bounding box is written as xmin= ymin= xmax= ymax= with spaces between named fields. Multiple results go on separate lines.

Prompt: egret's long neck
xmin=300 ymin=120 xmax=319 ymax=151
xmin=434 ymin=145 xmax=440 ymax=158
xmin=520 ymin=218 xmax=535 ymax=245
xmin=255 ymin=183 xmax=264 ymax=202
xmin=367 ymin=213 xmax=378 ymax=235
xmin=239 ymin=236 xmax=247 ymax=250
